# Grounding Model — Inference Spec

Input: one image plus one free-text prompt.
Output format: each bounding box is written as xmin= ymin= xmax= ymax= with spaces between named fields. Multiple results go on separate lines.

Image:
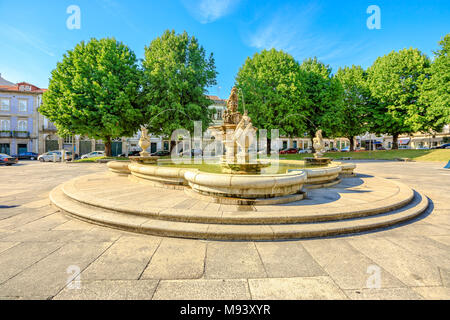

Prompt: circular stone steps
xmin=49 ymin=173 xmax=430 ymax=240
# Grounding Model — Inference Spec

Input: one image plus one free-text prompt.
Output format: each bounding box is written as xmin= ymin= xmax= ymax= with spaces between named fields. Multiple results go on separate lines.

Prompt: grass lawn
xmin=282 ymin=149 xmax=450 ymax=162
xmin=73 ymin=150 xmax=450 ymax=163
xmin=74 ymin=156 xmax=128 ymax=163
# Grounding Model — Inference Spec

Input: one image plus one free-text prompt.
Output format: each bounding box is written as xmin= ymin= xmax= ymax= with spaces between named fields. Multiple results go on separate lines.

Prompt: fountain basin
xmin=108 ymin=159 xmax=355 ymax=187
xmin=128 ymin=162 xmax=192 ymax=187
xmin=340 ymin=163 xmax=357 ymax=176
xmin=184 ymin=170 xmax=307 ymax=200
xmin=107 ymin=160 xmax=131 ymax=175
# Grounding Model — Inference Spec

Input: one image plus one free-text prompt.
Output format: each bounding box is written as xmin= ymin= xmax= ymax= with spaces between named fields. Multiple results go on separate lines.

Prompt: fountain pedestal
xmin=129 ymin=156 xmax=159 ymax=164
xmin=304 ymin=157 xmax=332 ymax=166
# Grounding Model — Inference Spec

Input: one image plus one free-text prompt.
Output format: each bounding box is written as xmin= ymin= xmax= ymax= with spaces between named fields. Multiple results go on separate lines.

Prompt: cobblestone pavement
xmin=0 ymin=160 xmax=449 ymax=300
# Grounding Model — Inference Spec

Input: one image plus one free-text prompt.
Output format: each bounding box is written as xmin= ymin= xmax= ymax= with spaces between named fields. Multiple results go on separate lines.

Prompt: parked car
xmin=329 ymin=148 xmax=339 ymax=152
xmin=398 ymin=145 xmax=411 ymax=150
xmin=416 ymin=146 xmax=430 ymax=150
xmin=38 ymin=151 xmax=73 ymax=162
xmin=151 ymin=150 xmax=171 ymax=157
xmin=298 ymin=148 xmax=312 ymax=154
xmin=81 ymin=151 xmax=105 ymax=159
xmin=0 ymin=153 xmax=18 ymax=166
xmin=280 ymin=148 xmax=298 ymax=154
xmin=432 ymin=143 xmax=450 ymax=149
xmin=181 ymin=148 xmax=203 ymax=157
xmin=118 ymin=150 xmax=141 ymax=157
xmin=13 ymin=152 xmax=39 ymax=160
xmin=341 ymin=147 xmax=350 ymax=152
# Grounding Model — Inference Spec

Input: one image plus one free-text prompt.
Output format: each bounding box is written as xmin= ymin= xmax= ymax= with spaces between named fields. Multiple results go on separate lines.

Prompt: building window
xmin=1 ymin=119 xmax=10 ymax=131
xmin=0 ymin=98 xmax=10 ymax=111
xmin=17 ymin=120 xmax=28 ymax=131
xmin=18 ymin=99 xmax=28 ymax=112
xmin=19 ymin=85 xmax=31 ymax=91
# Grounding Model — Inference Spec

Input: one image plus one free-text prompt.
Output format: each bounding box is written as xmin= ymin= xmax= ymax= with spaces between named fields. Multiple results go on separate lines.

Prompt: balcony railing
xmin=13 ymin=131 xmax=30 ymax=138
xmin=0 ymin=131 xmax=12 ymax=138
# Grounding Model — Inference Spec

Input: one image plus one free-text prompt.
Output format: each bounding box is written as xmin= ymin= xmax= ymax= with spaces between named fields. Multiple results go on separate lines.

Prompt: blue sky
xmin=0 ymin=0 xmax=449 ymax=97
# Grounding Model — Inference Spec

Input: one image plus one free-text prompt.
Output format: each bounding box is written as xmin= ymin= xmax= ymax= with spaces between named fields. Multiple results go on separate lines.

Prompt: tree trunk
xmin=392 ymin=133 xmax=399 ymax=150
xmin=104 ymin=138 xmax=112 ymax=157
xmin=349 ymin=136 xmax=355 ymax=152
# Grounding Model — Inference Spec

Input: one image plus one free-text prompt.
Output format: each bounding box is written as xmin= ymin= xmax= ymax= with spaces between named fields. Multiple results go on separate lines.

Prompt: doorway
xmin=18 ymin=144 xmax=28 ymax=154
xmin=151 ymin=143 xmax=157 ymax=154
xmin=0 ymin=143 xmax=10 ymax=155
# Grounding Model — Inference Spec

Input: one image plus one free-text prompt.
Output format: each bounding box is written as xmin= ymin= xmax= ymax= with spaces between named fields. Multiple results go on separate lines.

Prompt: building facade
xmin=122 ymin=95 xmax=228 ymax=155
xmin=0 ymin=78 xmax=43 ymax=155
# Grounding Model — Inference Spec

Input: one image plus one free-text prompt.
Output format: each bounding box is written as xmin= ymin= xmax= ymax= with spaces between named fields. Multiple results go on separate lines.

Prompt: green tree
xmin=142 ymin=30 xmax=217 ymax=140
xmin=335 ymin=65 xmax=372 ymax=151
xmin=299 ymin=57 xmax=344 ymax=149
xmin=418 ymin=34 xmax=450 ymax=133
xmin=235 ymin=49 xmax=307 ymax=141
xmin=367 ymin=48 xmax=431 ymax=149
xmin=40 ymin=38 xmax=144 ymax=156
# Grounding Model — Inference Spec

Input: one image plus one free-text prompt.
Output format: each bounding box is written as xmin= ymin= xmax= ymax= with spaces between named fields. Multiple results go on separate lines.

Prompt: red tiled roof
xmin=0 ymin=82 xmax=46 ymax=93
xmin=206 ymin=95 xmax=227 ymax=102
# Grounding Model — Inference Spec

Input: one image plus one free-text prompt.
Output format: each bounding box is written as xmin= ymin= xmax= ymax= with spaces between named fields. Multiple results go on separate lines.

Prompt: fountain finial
xmin=223 ymin=87 xmax=242 ymax=125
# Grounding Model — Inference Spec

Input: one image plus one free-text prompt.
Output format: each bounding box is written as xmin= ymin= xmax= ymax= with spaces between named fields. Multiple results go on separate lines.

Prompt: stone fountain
xmin=209 ymin=87 xmax=269 ymax=174
xmin=107 ymin=87 xmax=355 ymax=204
xmin=304 ymin=130 xmax=332 ymax=166
xmin=129 ymin=127 xmax=159 ymax=164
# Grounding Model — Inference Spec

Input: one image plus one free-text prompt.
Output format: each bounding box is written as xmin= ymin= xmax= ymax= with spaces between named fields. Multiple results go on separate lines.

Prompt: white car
xmin=298 ymin=149 xmax=312 ymax=154
xmin=81 ymin=151 xmax=105 ymax=159
xmin=38 ymin=151 xmax=73 ymax=162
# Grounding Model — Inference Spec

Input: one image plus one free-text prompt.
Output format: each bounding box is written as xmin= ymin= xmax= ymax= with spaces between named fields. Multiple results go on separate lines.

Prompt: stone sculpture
xmin=139 ymin=127 xmax=151 ymax=157
xmin=313 ymin=130 xmax=326 ymax=159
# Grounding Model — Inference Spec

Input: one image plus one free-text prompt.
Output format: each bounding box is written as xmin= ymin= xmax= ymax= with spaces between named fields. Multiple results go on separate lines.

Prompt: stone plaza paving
xmin=0 ymin=160 xmax=449 ymax=300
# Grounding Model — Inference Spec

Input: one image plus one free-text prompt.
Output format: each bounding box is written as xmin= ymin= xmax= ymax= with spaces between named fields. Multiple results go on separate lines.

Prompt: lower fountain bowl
xmin=184 ymin=170 xmax=307 ymax=200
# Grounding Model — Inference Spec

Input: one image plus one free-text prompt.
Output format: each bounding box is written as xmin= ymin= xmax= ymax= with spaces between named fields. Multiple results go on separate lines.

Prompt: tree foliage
xmin=367 ymin=48 xmax=431 ymax=148
xmin=334 ymin=65 xmax=372 ymax=151
xmin=298 ymin=57 xmax=344 ymax=141
xmin=40 ymin=38 xmax=144 ymax=156
xmin=418 ymin=34 xmax=450 ymax=133
xmin=142 ymin=30 xmax=217 ymax=138
xmin=235 ymin=49 xmax=307 ymax=138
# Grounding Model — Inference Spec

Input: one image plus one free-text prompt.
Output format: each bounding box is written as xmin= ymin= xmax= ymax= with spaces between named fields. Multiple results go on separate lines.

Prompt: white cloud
xmin=245 ymin=2 xmax=371 ymax=66
xmin=183 ymin=0 xmax=240 ymax=24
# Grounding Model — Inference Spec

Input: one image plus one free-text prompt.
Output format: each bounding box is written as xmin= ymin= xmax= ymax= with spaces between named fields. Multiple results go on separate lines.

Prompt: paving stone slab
xmin=0 ymin=242 xmax=63 ymax=284
xmin=152 ymin=279 xmax=251 ymax=300
xmin=345 ymin=288 xmax=424 ymax=300
xmin=53 ymin=280 xmax=159 ymax=300
xmin=0 ymin=242 xmax=19 ymax=254
xmin=302 ymin=239 xmax=405 ymax=290
xmin=412 ymin=286 xmax=450 ymax=300
xmin=205 ymin=242 xmax=267 ymax=279
xmin=255 ymin=241 xmax=325 ymax=278
xmin=0 ymin=242 xmax=112 ymax=297
xmin=141 ymin=238 xmax=206 ymax=280
xmin=347 ymin=238 xmax=442 ymax=287
xmin=82 ymin=236 xmax=161 ymax=280
xmin=248 ymin=276 xmax=347 ymax=300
